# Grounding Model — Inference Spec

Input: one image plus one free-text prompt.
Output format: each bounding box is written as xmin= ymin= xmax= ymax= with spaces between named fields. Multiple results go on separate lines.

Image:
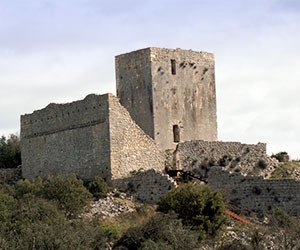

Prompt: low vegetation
xmin=0 ymin=174 xmax=229 ymax=249
xmin=215 ymin=208 xmax=300 ymax=249
xmin=1 ymin=139 xmax=299 ymax=249
xmin=88 ymin=175 xmax=108 ymax=199
xmin=271 ymin=161 xmax=300 ymax=179
xmin=157 ymin=183 xmax=227 ymax=238
xmin=115 ymin=212 xmax=199 ymax=250
xmin=0 ymin=175 xmax=108 ymax=249
xmin=271 ymin=151 xmax=290 ymax=162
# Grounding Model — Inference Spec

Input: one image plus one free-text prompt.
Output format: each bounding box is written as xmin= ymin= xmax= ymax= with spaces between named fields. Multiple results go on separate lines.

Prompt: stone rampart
xmin=20 ymin=93 xmax=165 ymax=183
xmin=171 ymin=140 xmax=277 ymax=177
xmin=21 ymin=94 xmax=111 ymax=181
xmin=208 ymin=166 xmax=300 ymax=217
xmin=21 ymin=94 xmax=109 ymax=139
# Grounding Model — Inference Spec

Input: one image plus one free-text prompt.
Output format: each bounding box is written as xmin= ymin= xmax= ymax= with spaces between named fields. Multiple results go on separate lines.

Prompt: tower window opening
xmin=173 ymin=125 xmax=180 ymax=143
xmin=171 ymin=59 xmax=176 ymax=75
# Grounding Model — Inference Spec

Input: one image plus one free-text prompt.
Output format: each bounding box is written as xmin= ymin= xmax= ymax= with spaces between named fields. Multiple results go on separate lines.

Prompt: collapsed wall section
xmin=171 ymin=140 xmax=277 ymax=177
xmin=208 ymin=166 xmax=300 ymax=217
xmin=21 ymin=94 xmax=111 ymax=181
xmin=108 ymin=95 xmax=165 ymax=180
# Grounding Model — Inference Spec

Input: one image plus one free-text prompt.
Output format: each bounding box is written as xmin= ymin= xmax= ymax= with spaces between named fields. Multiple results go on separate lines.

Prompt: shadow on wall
xmin=113 ymin=169 xmax=177 ymax=203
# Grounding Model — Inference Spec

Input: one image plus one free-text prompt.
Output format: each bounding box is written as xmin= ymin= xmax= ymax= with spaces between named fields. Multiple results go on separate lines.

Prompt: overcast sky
xmin=0 ymin=0 xmax=299 ymax=158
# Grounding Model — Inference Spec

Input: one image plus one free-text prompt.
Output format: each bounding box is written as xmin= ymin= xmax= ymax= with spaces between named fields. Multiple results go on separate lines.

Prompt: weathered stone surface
xmin=116 ymin=47 xmax=218 ymax=150
xmin=21 ymin=93 xmax=165 ymax=182
xmin=21 ymin=94 xmax=111 ymax=181
xmin=208 ymin=166 xmax=300 ymax=217
xmin=108 ymin=95 xmax=165 ymax=180
xmin=114 ymin=169 xmax=177 ymax=203
xmin=170 ymin=140 xmax=278 ymax=178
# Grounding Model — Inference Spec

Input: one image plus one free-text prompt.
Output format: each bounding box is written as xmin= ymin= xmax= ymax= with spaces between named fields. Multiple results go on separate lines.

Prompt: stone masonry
xmin=208 ymin=167 xmax=300 ymax=217
xmin=169 ymin=140 xmax=278 ymax=178
xmin=116 ymin=47 xmax=218 ymax=150
xmin=114 ymin=169 xmax=177 ymax=203
xmin=21 ymin=93 xmax=165 ymax=183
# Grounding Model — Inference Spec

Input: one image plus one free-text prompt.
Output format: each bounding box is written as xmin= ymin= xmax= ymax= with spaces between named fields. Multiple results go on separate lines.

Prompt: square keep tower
xmin=116 ymin=47 xmax=218 ymax=150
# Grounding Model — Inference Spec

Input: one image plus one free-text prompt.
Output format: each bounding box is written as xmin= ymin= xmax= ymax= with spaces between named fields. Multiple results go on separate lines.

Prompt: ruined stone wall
xmin=114 ymin=169 xmax=177 ymax=203
xmin=172 ymin=140 xmax=277 ymax=177
xmin=208 ymin=166 xmax=300 ymax=217
xmin=151 ymin=48 xmax=218 ymax=150
xmin=21 ymin=94 xmax=111 ymax=181
xmin=115 ymin=48 xmax=154 ymax=139
xmin=108 ymin=95 xmax=165 ymax=180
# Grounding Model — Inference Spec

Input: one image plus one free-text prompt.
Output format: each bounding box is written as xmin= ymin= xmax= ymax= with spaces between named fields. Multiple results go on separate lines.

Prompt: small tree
xmin=0 ymin=134 xmax=21 ymax=168
xmin=271 ymin=152 xmax=290 ymax=162
xmin=157 ymin=183 xmax=226 ymax=238
xmin=88 ymin=176 xmax=108 ymax=199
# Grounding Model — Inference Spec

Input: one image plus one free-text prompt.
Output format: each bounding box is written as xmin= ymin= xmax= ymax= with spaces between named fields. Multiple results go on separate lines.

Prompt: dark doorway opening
xmin=173 ymin=125 xmax=180 ymax=143
xmin=171 ymin=59 xmax=176 ymax=75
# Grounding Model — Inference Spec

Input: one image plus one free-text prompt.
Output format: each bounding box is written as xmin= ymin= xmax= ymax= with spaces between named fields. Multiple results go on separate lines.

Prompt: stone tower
xmin=115 ymin=47 xmax=218 ymax=150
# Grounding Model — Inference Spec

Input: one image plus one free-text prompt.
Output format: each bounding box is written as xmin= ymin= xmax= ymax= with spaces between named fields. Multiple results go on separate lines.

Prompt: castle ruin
xmin=19 ymin=47 xmax=300 ymax=216
xmin=21 ymin=47 xmax=218 ymax=181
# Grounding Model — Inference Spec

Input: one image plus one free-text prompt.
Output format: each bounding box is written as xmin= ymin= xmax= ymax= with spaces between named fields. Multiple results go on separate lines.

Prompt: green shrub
xmin=14 ymin=177 xmax=44 ymax=198
xmin=42 ymin=174 xmax=92 ymax=217
xmin=0 ymin=189 xmax=17 ymax=232
xmin=14 ymin=175 xmax=92 ymax=218
xmin=116 ymin=212 xmax=199 ymax=250
xmin=88 ymin=176 xmax=108 ymax=199
xmin=141 ymin=240 xmax=173 ymax=250
xmin=257 ymin=159 xmax=267 ymax=170
xmin=4 ymin=209 xmax=106 ymax=250
xmin=0 ymin=134 xmax=21 ymax=168
xmin=271 ymin=152 xmax=289 ymax=162
xmin=157 ymin=183 xmax=226 ymax=237
xmin=270 ymin=161 xmax=300 ymax=179
xmin=0 ymin=182 xmax=107 ymax=249
xmin=11 ymin=197 xmax=66 ymax=233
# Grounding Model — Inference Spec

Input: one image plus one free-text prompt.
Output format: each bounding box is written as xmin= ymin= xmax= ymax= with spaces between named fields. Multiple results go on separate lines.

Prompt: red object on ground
xmin=226 ymin=209 xmax=253 ymax=225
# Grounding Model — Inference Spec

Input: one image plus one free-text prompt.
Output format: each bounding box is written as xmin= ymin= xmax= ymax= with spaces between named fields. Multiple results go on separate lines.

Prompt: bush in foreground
xmin=157 ymin=183 xmax=226 ymax=238
xmin=116 ymin=212 xmax=199 ymax=250
xmin=88 ymin=175 xmax=108 ymax=199
xmin=0 ymin=175 xmax=107 ymax=249
xmin=15 ymin=174 xmax=92 ymax=218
